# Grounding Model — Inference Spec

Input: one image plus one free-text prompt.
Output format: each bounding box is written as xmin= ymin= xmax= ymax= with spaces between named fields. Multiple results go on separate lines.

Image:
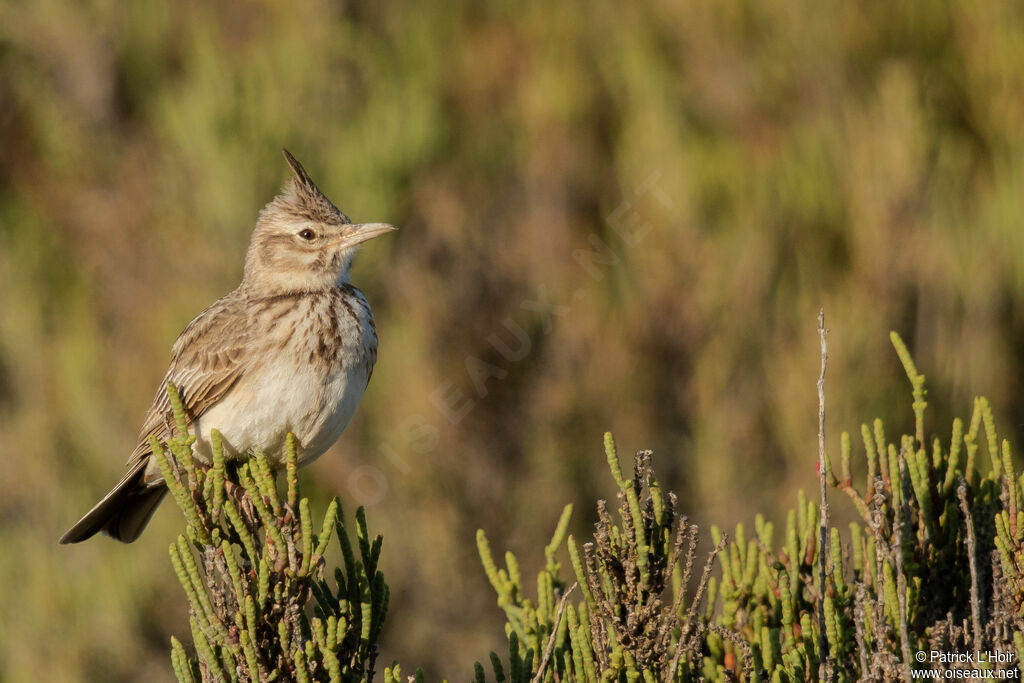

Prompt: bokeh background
xmin=3 ymin=0 xmax=1024 ymax=679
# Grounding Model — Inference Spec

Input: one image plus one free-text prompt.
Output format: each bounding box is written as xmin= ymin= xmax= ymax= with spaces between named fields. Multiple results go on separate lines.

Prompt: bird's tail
xmin=59 ymin=459 xmax=167 ymax=544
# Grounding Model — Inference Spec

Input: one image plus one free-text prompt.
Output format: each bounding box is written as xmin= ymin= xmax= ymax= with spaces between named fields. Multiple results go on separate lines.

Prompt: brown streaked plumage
xmin=60 ymin=149 xmax=396 ymax=544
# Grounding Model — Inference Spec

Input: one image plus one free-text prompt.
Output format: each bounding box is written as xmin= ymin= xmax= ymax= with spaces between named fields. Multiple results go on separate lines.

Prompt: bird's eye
xmin=298 ymin=229 xmax=316 ymax=241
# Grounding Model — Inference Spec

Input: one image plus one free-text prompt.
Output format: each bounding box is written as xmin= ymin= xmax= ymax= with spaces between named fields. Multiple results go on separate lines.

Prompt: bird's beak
xmin=333 ymin=223 xmax=398 ymax=249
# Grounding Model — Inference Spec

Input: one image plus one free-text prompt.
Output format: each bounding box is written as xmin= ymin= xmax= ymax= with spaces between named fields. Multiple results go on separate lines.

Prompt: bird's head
xmin=243 ymin=149 xmax=397 ymax=293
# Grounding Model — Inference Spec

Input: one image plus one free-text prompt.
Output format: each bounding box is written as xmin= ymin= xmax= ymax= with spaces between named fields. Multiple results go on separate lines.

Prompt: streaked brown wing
xmin=126 ymin=294 xmax=251 ymax=467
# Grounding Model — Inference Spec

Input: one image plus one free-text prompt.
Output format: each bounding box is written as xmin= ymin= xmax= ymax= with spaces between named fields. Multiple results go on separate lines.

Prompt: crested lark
xmin=60 ymin=150 xmax=396 ymax=543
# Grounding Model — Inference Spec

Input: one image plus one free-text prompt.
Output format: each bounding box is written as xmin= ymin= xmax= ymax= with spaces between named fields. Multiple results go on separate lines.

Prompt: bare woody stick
xmin=817 ymin=309 xmax=832 ymax=681
xmin=531 ymin=583 xmax=577 ymax=683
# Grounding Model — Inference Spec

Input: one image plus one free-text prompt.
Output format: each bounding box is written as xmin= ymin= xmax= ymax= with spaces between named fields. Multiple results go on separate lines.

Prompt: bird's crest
xmin=276 ymin=149 xmax=350 ymax=225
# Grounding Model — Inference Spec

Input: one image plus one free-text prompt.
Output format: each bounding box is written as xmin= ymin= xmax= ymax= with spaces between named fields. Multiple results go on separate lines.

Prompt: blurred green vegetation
xmin=2 ymin=0 xmax=1024 ymax=679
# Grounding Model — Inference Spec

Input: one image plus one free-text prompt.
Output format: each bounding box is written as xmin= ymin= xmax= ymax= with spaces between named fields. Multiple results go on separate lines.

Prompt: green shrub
xmin=164 ymin=333 xmax=1023 ymax=680
xmin=473 ymin=332 xmax=1023 ymax=681
xmin=158 ymin=384 xmax=388 ymax=682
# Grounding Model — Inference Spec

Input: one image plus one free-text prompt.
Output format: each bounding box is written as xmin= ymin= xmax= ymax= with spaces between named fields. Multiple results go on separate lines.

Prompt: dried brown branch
xmin=956 ymin=480 xmax=983 ymax=649
xmin=816 ymin=309 xmax=833 ymax=681
xmin=531 ymin=583 xmax=577 ymax=683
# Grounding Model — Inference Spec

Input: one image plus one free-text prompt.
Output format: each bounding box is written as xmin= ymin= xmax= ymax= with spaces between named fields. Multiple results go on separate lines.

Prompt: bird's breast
xmin=191 ymin=286 xmax=377 ymax=466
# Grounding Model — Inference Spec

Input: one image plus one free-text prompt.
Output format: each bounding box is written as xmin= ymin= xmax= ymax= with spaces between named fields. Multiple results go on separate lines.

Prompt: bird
xmin=60 ymin=149 xmax=397 ymax=544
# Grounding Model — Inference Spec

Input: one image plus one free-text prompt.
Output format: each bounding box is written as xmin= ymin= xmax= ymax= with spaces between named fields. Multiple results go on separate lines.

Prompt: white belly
xmin=190 ymin=356 xmax=369 ymax=467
